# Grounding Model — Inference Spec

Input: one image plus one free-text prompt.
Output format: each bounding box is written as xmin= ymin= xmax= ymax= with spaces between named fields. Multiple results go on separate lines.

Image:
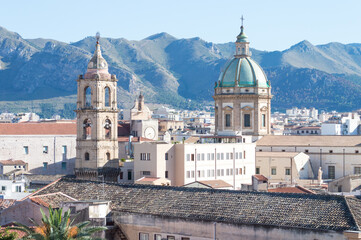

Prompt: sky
xmin=1 ymin=0 xmax=361 ymax=51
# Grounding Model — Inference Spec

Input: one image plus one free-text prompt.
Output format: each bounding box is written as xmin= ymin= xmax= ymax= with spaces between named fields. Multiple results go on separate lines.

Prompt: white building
xmin=134 ymin=136 xmax=256 ymax=189
xmin=0 ymin=177 xmax=29 ymax=200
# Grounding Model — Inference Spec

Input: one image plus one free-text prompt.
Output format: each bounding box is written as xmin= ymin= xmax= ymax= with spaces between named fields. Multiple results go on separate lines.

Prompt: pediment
xmin=260 ymin=106 xmax=268 ymax=111
xmin=241 ymin=106 xmax=254 ymax=111
xmin=223 ymin=106 xmax=233 ymax=110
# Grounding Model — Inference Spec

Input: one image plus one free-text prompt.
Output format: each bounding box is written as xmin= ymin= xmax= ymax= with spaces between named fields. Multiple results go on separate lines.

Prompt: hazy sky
xmin=1 ymin=0 xmax=360 ymax=51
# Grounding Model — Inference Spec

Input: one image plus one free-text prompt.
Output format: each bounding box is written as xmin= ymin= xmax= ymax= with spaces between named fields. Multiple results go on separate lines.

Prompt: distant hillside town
xmin=1 ymin=23 xmax=361 ymax=240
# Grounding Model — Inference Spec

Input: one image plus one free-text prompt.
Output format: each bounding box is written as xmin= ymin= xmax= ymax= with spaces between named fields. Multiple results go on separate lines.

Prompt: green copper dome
xmin=217 ymin=57 xmax=269 ymax=88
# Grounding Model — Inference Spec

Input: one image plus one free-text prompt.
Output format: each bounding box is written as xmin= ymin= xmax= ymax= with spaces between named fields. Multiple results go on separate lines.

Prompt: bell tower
xmin=75 ymin=33 xmax=120 ymax=180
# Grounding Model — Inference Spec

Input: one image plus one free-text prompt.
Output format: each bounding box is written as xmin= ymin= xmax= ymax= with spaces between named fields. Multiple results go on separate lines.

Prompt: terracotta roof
xmin=0 ymin=199 xmax=16 ymax=210
xmin=257 ymin=136 xmax=361 ymax=147
xmin=0 ymin=226 xmax=27 ymax=238
xmin=268 ymin=186 xmax=315 ymax=194
xmin=0 ymin=160 xmax=26 ymax=165
xmin=29 ymin=192 xmax=77 ymax=208
xmin=0 ymin=122 xmax=76 ymax=135
xmin=137 ymin=177 xmax=161 ymax=182
xmin=256 ymin=152 xmax=302 ymax=158
xmin=197 ymin=180 xmax=232 ymax=189
xmin=253 ymin=174 xmax=268 ymax=182
xmin=32 ymin=177 xmax=361 ymax=232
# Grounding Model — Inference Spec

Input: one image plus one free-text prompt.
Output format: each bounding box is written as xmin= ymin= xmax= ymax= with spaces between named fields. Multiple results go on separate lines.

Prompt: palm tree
xmin=10 ymin=206 xmax=106 ymax=240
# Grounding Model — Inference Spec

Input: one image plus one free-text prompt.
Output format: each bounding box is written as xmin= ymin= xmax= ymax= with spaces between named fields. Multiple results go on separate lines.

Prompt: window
xmin=197 ymin=170 xmax=201 ymax=178
xmin=62 ymin=145 xmax=67 ymax=156
xmin=43 ymin=146 xmax=48 ymax=154
xmin=181 ymin=238 xmax=190 ymax=240
xmin=226 ymin=169 xmax=230 ymax=176
xmin=285 ymin=168 xmax=291 ymax=175
xmin=243 ymin=151 xmax=246 ymax=159
xmin=23 ymin=146 xmax=29 ymax=155
xmin=197 ymin=154 xmax=200 ymax=161
xmin=167 ymin=236 xmax=175 ymax=240
xmin=104 ymin=87 xmax=111 ymax=107
xmin=282 ymin=150 xmax=285 ymax=152
xmin=211 ymin=169 xmax=215 ymax=177
xmin=226 ymin=153 xmax=229 ymax=160
xmin=140 ymin=153 xmax=150 ymax=161
xmin=104 ymin=119 xmax=111 ymax=139
xmin=83 ymin=119 xmax=92 ymax=139
xmin=207 ymin=169 xmax=210 ymax=177
xmin=244 ymin=166 xmax=246 ymax=175
xmin=84 ymin=86 xmax=91 ymax=107
xmin=256 ymin=167 xmax=260 ymax=174
xmin=217 ymin=169 xmax=220 ymax=176
xmin=106 ymin=152 xmax=110 ymax=161
xmin=165 ymin=153 xmax=168 ymax=160
xmin=165 ymin=171 xmax=168 ymax=178
xmin=225 ymin=114 xmax=231 ymax=127
xmin=201 ymin=153 xmax=205 ymax=161
xmin=235 ymin=152 xmax=239 ymax=159
xmin=43 ymin=162 xmax=48 ymax=170
xmin=271 ymin=168 xmax=276 ymax=175
xmin=15 ymin=186 xmax=21 ymax=192
xmin=244 ymin=114 xmax=251 ymax=127
xmin=62 ymin=162 xmax=67 ymax=170
xmin=217 ymin=153 xmax=220 ymax=160
xmin=142 ymin=171 xmax=151 ymax=176
xmin=221 ymin=169 xmax=224 ymax=176
xmin=155 ymin=235 xmax=162 ymax=240
xmin=235 ymin=168 xmax=239 ymax=175
xmin=85 ymin=152 xmax=90 ymax=161
xmin=1 ymin=186 xmax=6 ymax=191
xmin=191 ymin=154 xmax=195 ymax=161
xmin=211 ymin=153 xmax=214 ymax=160
xmin=191 ymin=171 xmax=195 ymax=178
xmin=207 ymin=153 xmax=210 ymax=160
xmin=128 ymin=171 xmax=132 ymax=180
xmin=305 ymin=149 xmax=309 ymax=153
xmin=354 ymin=167 xmax=361 ymax=174
xmin=356 ymin=150 xmax=359 ymax=154
xmin=139 ymin=233 xmax=149 ymax=240
xmin=186 ymin=171 xmax=190 ymax=178
xmin=262 ymin=114 xmax=266 ymax=127
xmin=186 ymin=154 xmax=190 ymax=161
xmin=329 ymin=150 xmax=333 ymax=153
xmin=221 ymin=153 xmax=224 ymax=160
xmin=328 ymin=166 xmax=335 ymax=179
xmin=239 ymin=168 xmax=243 ymax=175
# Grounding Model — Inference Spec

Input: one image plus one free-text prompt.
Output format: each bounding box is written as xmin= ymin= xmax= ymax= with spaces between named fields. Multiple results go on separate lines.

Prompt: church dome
xmin=217 ymin=57 xmax=269 ymax=88
xmin=216 ymin=24 xmax=269 ymax=88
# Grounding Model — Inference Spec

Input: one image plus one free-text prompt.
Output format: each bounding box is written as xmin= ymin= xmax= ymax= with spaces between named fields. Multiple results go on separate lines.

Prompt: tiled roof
xmin=0 ymin=226 xmax=27 ymax=238
xmin=197 ymin=180 xmax=232 ymax=189
xmin=0 ymin=199 xmax=16 ymax=210
xmin=30 ymin=192 xmax=77 ymax=208
xmin=136 ymin=177 xmax=161 ymax=182
xmin=253 ymin=174 xmax=268 ymax=182
xmin=0 ymin=122 xmax=76 ymax=135
xmin=268 ymin=186 xmax=315 ymax=194
xmin=31 ymin=177 xmax=361 ymax=232
xmin=256 ymin=135 xmax=361 ymax=147
xmin=0 ymin=160 xmax=26 ymax=166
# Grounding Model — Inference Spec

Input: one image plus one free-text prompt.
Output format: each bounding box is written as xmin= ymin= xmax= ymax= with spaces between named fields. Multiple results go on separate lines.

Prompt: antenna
xmin=96 ymin=32 xmax=100 ymax=43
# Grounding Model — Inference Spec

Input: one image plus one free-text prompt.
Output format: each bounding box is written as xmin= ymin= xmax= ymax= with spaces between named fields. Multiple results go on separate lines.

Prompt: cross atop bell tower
xmin=235 ymin=16 xmax=250 ymax=57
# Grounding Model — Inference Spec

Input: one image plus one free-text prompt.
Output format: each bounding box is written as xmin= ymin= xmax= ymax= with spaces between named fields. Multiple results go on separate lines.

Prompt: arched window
xmin=84 ymin=86 xmax=91 ymax=107
xmin=104 ymin=87 xmax=110 ymax=107
xmin=83 ymin=119 xmax=92 ymax=139
xmin=104 ymin=119 xmax=111 ymax=139
xmin=85 ymin=152 xmax=90 ymax=161
xmin=106 ymin=152 xmax=110 ymax=161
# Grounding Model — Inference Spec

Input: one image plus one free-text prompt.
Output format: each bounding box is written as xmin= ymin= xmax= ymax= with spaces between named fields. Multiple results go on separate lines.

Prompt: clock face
xmin=144 ymin=127 xmax=156 ymax=140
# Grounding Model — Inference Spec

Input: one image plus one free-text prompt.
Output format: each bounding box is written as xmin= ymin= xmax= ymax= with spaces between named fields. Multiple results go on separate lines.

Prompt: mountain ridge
xmin=0 ymin=25 xmax=361 ymax=116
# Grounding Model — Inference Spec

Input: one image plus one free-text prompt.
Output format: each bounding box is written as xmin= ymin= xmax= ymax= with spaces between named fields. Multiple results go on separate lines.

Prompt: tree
xmin=0 ymin=230 xmax=17 ymax=240
xmin=10 ymin=206 xmax=106 ymax=240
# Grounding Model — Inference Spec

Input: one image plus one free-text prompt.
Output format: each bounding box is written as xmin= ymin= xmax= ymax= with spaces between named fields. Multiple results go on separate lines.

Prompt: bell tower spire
xmin=235 ymin=16 xmax=250 ymax=57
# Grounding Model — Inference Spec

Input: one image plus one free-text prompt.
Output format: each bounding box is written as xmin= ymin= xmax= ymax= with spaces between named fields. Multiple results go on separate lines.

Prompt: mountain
xmin=0 ymin=25 xmax=361 ymax=116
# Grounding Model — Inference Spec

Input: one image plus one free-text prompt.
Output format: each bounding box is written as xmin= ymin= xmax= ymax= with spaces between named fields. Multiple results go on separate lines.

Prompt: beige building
xmin=133 ymin=137 xmax=256 ymax=189
xmin=75 ymin=35 xmax=120 ymax=174
xmin=214 ymin=24 xmax=272 ymax=138
xmin=255 ymin=151 xmax=314 ymax=184
xmin=328 ymin=175 xmax=361 ymax=193
xmin=0 ymin=122 xmax=76 ymax=175
xmin=256 ymin=135 xmax=361 ymax=180
xmin=0 ymin=160 xmax=27 ymax=175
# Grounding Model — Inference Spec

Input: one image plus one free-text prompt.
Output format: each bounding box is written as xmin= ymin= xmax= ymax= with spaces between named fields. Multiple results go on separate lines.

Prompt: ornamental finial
xmin=96 ymin=32 xmax=100 ymax=44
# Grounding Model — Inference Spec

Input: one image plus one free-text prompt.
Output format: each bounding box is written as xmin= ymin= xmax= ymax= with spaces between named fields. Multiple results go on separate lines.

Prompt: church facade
xmin=213 ymin=24 xmax=272 ymax=138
